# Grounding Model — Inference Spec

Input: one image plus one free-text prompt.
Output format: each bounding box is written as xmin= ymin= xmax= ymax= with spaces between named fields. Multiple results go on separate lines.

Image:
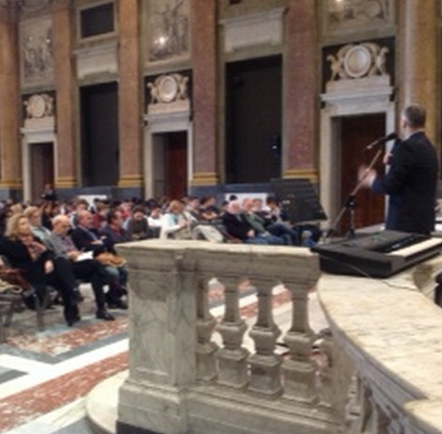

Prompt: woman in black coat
xmin=0 ymin=213 xmax=80 ymax=326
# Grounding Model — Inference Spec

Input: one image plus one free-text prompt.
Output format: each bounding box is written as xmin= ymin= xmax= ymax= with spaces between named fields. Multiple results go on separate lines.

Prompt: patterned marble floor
xmin=0 ymin=283 xmax=327 ymax=434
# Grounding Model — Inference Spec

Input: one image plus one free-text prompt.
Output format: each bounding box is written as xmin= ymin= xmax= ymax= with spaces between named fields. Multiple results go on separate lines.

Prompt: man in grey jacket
xmin=45 ymin=215 xmax=115 ymax=321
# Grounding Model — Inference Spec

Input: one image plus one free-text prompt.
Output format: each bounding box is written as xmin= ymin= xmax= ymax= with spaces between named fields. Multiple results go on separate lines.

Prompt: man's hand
xmin=44 ymin=260 xmax=54 ymax=274
xmin=67 ymin=251 xmax=80 ymax=261
xmin=358 ymin=165 xmax=377 ymax=188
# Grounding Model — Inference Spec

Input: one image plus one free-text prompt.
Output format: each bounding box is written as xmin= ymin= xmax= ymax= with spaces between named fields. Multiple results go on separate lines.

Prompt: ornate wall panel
xmin=19 ymin=16 xmax=54 ymax=88
xmin=146 ymin=0 xmax=190 ymax=64
xmin=322 ymin=0 xmax=395 ymax=37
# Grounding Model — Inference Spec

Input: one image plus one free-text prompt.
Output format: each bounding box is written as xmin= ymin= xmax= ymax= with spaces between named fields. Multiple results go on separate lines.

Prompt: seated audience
xmin=0 ymin=213 xmax=80 ymax=326
xmin=222 ymin=201 xmax=284 ymax=245
xmin=41 ymin=201 xmax=56 ymax=230
xmin=45 ymin=215 xmax=119 ymax=318
xmin=245 ymin=197 xmax=298 ymax=245
xmin=185 ymin=196 xmax=201 ymax=221
xmin=100 ymin=209 xmax=132 ymax=249
xmin=199 ymin=195 xmax=220 ymax=222
xmin=71 ymin=209 xmax=127 ymax=306
xmin=69 ymin=199 xmax=90 ymax=228
xmin=91 ymin=200 xmax=109 ymax=230
xmin=25 ymin=206 xmax=52 ymax=243
xmin=126 ymin=206 xmax=151 ymax=241
xmin=160 ymin=200 xmax=193 ymax=240
xmin=147 ymin=205 xmax=163 ymax=238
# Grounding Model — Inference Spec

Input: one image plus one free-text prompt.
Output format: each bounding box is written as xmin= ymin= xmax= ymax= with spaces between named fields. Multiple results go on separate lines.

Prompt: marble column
xmin=52 ymin=0 xmax=77 ymax=190
xmin=0 ymin=5 xmax=22 ymax=199
xmin=398 ymin=0 xmax=438 ymax=148
xmin=283 ymin=0 xmax=318 ymax=182
xmin=117 ymin=0 xmax=143 ymax=195
xmin=190 ymin=0 xmax=219 ymax=188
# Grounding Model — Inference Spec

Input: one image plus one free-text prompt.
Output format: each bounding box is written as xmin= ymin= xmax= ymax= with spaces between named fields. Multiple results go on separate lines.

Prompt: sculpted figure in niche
xmin=365 ymin=43 xmax=389 ymax=76
xmin=147 ymin=82 xmax=159 ymax=104
xmin=326 ymin=44 xmax=354 ymax=81
xmin=328 ymin=0 xmax=389 ymax=25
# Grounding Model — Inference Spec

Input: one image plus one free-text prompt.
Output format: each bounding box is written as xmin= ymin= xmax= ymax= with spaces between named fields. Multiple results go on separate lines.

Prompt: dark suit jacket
xmin=372 ymin=132 xmax=438 ymax=234
xmin=0 ymin=236 xmax=53 ymax=288
xmin=222 ymin=212 xmax=254 ymax=242
xmin=71 ymin=226 xmax=107 ymax=255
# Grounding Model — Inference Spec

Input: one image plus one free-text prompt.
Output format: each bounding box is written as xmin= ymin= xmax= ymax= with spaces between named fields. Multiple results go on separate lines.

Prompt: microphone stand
xmin=326 ymin=146 xmax=384 ymax=240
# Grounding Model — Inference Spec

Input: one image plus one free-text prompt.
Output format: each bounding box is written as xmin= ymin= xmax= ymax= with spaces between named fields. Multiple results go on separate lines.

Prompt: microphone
xmin=365 ymin=132 xmax=398 ymax=151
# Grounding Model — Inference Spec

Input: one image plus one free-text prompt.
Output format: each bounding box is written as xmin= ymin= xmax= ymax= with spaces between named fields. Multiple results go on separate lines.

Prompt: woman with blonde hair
xmin=24 ymin=206 xmax=52 ymax=242
xmin=160 ymin=199 xmax=193 ymax=240
xmin=0 ymin=213 xmax=81 ymax=326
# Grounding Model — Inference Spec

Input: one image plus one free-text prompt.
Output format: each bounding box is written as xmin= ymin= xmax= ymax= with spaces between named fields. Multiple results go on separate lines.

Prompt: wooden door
xmin=339 ymin=114 xmax=386 ymax=234
xmin=165 ymin=132 xmax=187 ymax=200
xmin=31 ymin=142 xmax=54 ymax=203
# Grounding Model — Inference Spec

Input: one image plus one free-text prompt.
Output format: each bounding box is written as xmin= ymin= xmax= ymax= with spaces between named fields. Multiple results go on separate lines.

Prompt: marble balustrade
xmin=318 ymin=255 xmax=442 ymax=434
xmin=114 ymin=240 xmax=340 ymax=434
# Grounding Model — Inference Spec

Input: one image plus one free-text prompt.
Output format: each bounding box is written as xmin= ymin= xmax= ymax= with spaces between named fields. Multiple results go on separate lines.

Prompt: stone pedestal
xmin=118 ymin=0 xmax=143 ymax=191
xmin=190 ymin=0 xmax=219 ymax=188
xmin=0 ymin=8 xmax=21 ymax=195
xmin=116 ymin=244 xmax=197 ymax=434
xmin=52 ymin=0 xmax=77 ymax=189
xmin=283 ymin=0 xmax=317 ymax=182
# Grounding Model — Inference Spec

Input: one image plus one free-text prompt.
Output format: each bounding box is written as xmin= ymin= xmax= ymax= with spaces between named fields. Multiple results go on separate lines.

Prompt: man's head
xmin=77 ymin=209 xmax=94 ymax=228
xmin=241 ymin=198 xmax=254 ymax=213
xmin=227 ymin=201 xmax=241 ymax=215
xmin=107 ymin=209 xmax=124 ymax=227
xmin=52 ymin=215 xmax=71 ymax=236
xmin=401 ymin=104 xmax=426 ymax=132
xmin=75 ymin=199 xmax=89 ymax=212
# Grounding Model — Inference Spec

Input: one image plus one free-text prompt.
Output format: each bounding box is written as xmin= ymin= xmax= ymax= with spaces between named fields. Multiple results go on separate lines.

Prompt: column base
xmin=283 ymin=169 xmax=318 ymax=182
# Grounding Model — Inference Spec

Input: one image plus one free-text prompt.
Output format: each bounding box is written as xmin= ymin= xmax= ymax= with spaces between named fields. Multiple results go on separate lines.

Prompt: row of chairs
xmin=0 ymin=255 xmax=57 ymax=343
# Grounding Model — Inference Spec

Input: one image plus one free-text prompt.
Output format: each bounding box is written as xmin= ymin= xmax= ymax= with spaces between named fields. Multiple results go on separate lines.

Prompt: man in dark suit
xmin=359 ymin=104 xmax=438 ymax=234
xmin=222 ymin=201 xmax=284 ymax=245
xmin=71 ymin=209 xmax=127 ymax=309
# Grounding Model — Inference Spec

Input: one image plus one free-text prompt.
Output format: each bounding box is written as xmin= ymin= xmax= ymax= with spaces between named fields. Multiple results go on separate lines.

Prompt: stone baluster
xmin=216 ymin=277 xmax=249 ymax=389
xmin=358 ymin=380 xmax=374 ymax=434
xmin=248 ymin=280 xmax=282 ymax=396
xmin=282 ymin=282 xmax=317 ymax=403
xmin=368 ymin=398 xmax=390 ymax=434
xmin=318 ymin=331 xmax=334 ymax=407
xmin=196 ymin=276 xmax=219 ymax=381
xmin=386 ymin=412 xmax=404 ymax=434
xmin=343 ymin=375 xmax=362 ymax=434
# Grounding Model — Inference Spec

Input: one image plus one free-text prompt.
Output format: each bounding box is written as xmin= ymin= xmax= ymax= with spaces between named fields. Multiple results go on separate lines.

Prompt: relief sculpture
xmin=325 ymin=0 xmax=392 ymax=35
xmin=20 ymin=18 xmax=54 ymax=87
xmin=148 ymin=0 xmax=190 ymax=62
xmin=326 ymin=42 xmax=389 ymax=83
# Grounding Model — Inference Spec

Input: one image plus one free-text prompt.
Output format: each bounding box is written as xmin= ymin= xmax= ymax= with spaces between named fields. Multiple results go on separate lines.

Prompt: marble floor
xmin=0 ymin=282 xmax=328 ymax=434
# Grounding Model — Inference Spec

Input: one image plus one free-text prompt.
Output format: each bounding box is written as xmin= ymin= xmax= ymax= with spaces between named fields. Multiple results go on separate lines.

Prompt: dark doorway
xmin=80 ymin=82 xmax=119 ymax=187
xmin=31 ymin=142 xmax=54 ymax=202
xmin=153 ymin=131 xmax=188 ymax=199
xmin=339 ymin=114 xmax=386 ymax=234
xmin=225 ymin=55 xmax=282 ymax=184
xmin=165 ymin=132 xmax=188 ymax=199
